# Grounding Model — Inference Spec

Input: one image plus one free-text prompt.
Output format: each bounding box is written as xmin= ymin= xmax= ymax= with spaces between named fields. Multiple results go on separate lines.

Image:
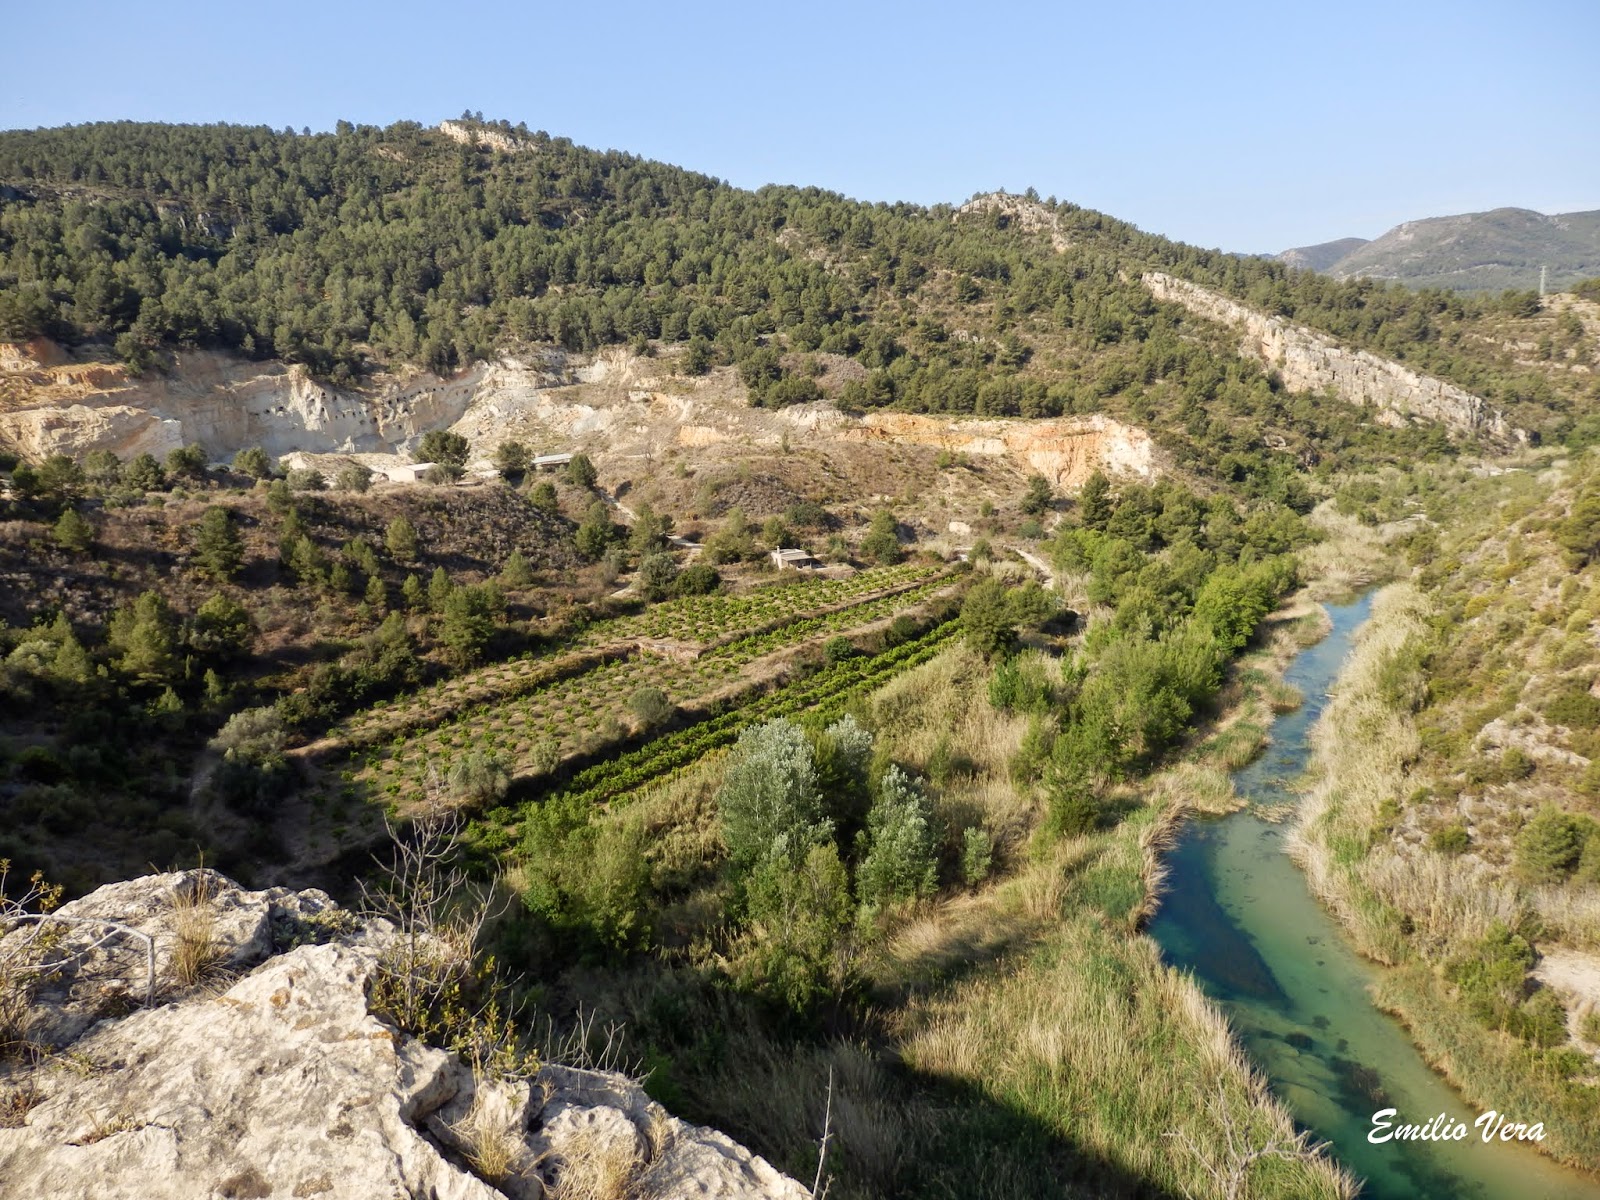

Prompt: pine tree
xmin=499 ymin=549 xmax=534 ymax=588
xmin=385 ymin=516 xmax=418 ymax=562
xmin=52 ymin=507 xmax=94 ymax=553
xmin=192 ymin=506 xmax=244 ymax=580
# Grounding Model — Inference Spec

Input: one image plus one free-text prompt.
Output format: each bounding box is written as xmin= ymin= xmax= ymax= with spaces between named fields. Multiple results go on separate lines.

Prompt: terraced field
xmin=318 ymin=562 xmax=963 ymax=816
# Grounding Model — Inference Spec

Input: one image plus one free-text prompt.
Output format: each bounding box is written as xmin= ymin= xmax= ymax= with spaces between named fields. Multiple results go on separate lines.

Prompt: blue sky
xmin=5 ymin=0 xmax=1596 ymax=252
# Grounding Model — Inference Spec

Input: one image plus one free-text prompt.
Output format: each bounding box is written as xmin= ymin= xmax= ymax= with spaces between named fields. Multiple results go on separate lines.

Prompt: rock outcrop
xmin=0 ymin=871 xmax=808 ymax=1200
xmin=0 ymin=344 xmax=510 ymax=463
xmin=955 ymin=193 xmax=1071 ymax=252
xmin=840 ymin=411 xmax=1155 ymax=489
xmin=438 ymin=121 xmax=536 ymax=155
xmin=1143 ymin=271 xmax=1526 ymax=447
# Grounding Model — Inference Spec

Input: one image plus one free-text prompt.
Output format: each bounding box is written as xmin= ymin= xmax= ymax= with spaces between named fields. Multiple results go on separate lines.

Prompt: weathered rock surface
xmin=0 ymin=872 xmax=809 ymax=1200
xmin=1142 ymin=271 xmax=1526 ymax=447
xmin=840 ymin=410 xmax=1155 ymax=489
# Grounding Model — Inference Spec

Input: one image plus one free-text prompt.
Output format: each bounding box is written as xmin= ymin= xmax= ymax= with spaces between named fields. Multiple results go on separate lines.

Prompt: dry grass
xmin=548 ymin=1121 xmax=643 ymax=1200
xmin=453 ymin=1089 xmax=527 ymax=1186
xmin=896 ymin=917 xmax=1355 ymax=1199
xmin=166 ymin=873 xmax=222 ymax=989
xmin=1298 ymin=503 xmax=1403 ymax=598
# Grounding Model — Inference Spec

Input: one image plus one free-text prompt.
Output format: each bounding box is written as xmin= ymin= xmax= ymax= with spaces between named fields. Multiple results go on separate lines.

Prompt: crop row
xmin=523 ymin=619 xmax=961 ymax=815
xmin=334 ymin=562 xmax=947 ymax=747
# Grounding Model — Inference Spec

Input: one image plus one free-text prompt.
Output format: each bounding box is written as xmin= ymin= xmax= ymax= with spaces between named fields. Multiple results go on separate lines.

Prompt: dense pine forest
xmin=2 ymin=118 xmax=1594 ymax=450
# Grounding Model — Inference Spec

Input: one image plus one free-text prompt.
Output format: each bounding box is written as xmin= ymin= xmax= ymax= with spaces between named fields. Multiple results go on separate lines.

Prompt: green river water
xmin=1150 ymin=593 xmax=1600 ymax=1199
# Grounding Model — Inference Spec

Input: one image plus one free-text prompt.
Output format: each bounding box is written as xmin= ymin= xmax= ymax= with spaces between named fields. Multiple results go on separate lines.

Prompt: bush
xmin=52 ymin=507 xmax=93 ymax=553
xmin=335 ymin=462 xmax=373 ymax=493
xmin=671 ymin=562 xmax=721 ymax=596
xmin=447 ymin=751 xmax=509 ymax=806
xmin=192 ymin=505 xmax=243 ymax=580
xmin=823 ymin=635 xmax=857 ymax=664
xmin=811 ymin=713 xmax=874 ymax=840
xmin=989 ymin=655 xmax=1053 ymax=713
xmin=960 ymin=826 xmax=993 ymax=885
xmin=1546 ymin=688 xmax=1600 ymax=730
xmin=1447 ymin=922 xmax=1536 ymax=1034
xmin=417 ymin=430 xmax=470 ymax=467
xmin=1429 ymin=822 xmax=1471 ymax=856
xmin=637 ymin=551 xmax=677 ymax=601
xmin=499 ymin=549 xmax=534 ymax=589
xmin=856 ymin=766 xmax=939 ymax=911
xmin=716 ymin=719 xmax=830 ymax=869
xmin=564 ymin=453 xmax=598 ymax=490
xmin=627 ymin=686 xmax=673 ymax=730
xmin=233 ymin=446 xmax=274 ymax=479
xmin=738 ymin=842 xmax=851 ymax=1009
xmin=1514 ymin=807 xmax=1589 ymax=883
xmin=860 ymin=508 xmax=901 ymax=565
xmin=385 ymin=516 xmax=419 ymax=562
xmin=286 ymin=467 xmax=326 ymax=492
xmin=528 ymin=480 xmax=559 ymax=513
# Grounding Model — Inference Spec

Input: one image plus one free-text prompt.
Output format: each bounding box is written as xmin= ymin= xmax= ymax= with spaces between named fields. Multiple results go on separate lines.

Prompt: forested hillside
xmin=3 ymin=117 xmax=1594 ymax=464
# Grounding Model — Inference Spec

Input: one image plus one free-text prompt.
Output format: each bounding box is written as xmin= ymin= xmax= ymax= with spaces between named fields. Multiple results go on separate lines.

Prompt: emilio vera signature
xmin=1368 ymin=1108 xmax=1546 ymax=1144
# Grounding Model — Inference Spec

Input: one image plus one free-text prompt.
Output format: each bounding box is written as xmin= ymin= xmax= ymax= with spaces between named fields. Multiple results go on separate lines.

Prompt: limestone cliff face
xmin=0 ymin=871 xmax=808 ymax=1200
xmin=0 ymin=342 xmax=555 ymax=463
xmin=840 ymin=411 xmax=1155 ymax=489
xmin=1142 ymin=271 xmax=1526 ymax=446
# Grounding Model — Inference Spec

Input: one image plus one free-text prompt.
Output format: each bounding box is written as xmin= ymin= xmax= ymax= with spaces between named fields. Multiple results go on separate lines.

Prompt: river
xmin=1149 ymin=592 xmax=1600 ymax=1199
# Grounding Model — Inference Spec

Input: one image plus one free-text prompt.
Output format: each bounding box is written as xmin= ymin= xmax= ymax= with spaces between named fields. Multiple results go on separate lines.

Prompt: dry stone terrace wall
xmin=1143 ymin=271 xmax=1526 ymax=447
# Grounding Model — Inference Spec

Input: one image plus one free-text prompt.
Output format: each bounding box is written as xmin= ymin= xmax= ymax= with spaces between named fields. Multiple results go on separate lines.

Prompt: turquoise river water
xmin=1149 ymin=593 xmax=1600 ymax=1199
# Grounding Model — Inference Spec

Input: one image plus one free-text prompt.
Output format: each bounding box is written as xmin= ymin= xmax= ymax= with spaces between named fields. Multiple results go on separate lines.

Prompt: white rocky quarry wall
xmin=1142 ymin=271 xmax=1525 ymax=446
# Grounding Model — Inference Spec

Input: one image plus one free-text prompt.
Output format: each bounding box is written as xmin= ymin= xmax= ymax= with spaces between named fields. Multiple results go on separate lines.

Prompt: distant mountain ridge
xmin=1279 ymin=206 xmax=1600 ymax=292
xmin=1276 ymin=237 xmax=1369 ymax=273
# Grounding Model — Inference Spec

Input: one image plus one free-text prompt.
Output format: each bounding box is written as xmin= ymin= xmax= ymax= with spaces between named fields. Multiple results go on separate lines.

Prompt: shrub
xmin=385 ymin=516 xmax=419 ymax=561
xmin=627 ymin=686 xmax=673 ymax=729
xmin=286 ymin=467 xmax=326 ymax=492
xmin=499 ymin=549 xmax=534 ymax=589
xmin=671 ymin=562 xmax=720 ymax=596
xmin=418 ymin=430 xmax=470 ymax=467
xmin=232 ymin=446 xmax=274 ymax=479
xmin=493 ymin=440 xmax=530 ymax=476
xmin=716 ymin=719 xmax=830 ymax=869
xmin=1546 ymin=688 xmax=1600 ymax=730
xmin=1447 ymin=922 xmax=1535 ymax=1033
xmin=823 ymin=635 xmax=857 ymax=664
xmin=856 ymin=766 xmax=939 ymax=910
xmin=528 ymin=480 xmax=559 ymax=513
xmin=1429 ymin=822 xmax=1471 ymax=856
xmin=738 ymin=842 xmax=851 ymax=1009
xmin=636 ymin=552 xmax=677 ymax=601
xmin=447 ymin=751 xmax=510 ymax=806
xmin=861 ymin=508 xmax=901 ymax=565
xmin=564 ymin=453 xmax=597 ymax=490
xmin=1514 ymin=807 xmax=1589 ymax=883
xmin=811 ymin=713 xmax=874 ymax=839
xmin=192 ymin=505 xmax=243 ymax=580
xmin=989 ymin=655 xmax=1053 ymax=713
xmin=335 ymin=462 xmax=373 ymax=493
xmin=960 ymin=826 xmax=993 ymax=885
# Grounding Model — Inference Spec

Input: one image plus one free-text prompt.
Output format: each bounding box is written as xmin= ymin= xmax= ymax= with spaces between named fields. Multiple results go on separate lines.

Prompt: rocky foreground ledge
xmin=0 ymin=871 xmax=808 ymax=1200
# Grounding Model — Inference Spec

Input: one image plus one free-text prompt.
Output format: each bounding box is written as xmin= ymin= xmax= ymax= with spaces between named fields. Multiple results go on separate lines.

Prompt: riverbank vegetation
xmin=454 ymin=477 xmax=1364 ymax=1199
xmin=1293 ymin=457 xmax=1600 ymax=1170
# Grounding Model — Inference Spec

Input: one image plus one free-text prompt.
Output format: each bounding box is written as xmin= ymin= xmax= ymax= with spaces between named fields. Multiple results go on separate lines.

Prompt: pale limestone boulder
xmin=0 ymin=873 xmax=810 ymax=1200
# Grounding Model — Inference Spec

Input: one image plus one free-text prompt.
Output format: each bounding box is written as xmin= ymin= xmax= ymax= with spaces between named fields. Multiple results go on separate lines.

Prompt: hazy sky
xmin=5 ymin=0 xmax=1596 ymax=252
